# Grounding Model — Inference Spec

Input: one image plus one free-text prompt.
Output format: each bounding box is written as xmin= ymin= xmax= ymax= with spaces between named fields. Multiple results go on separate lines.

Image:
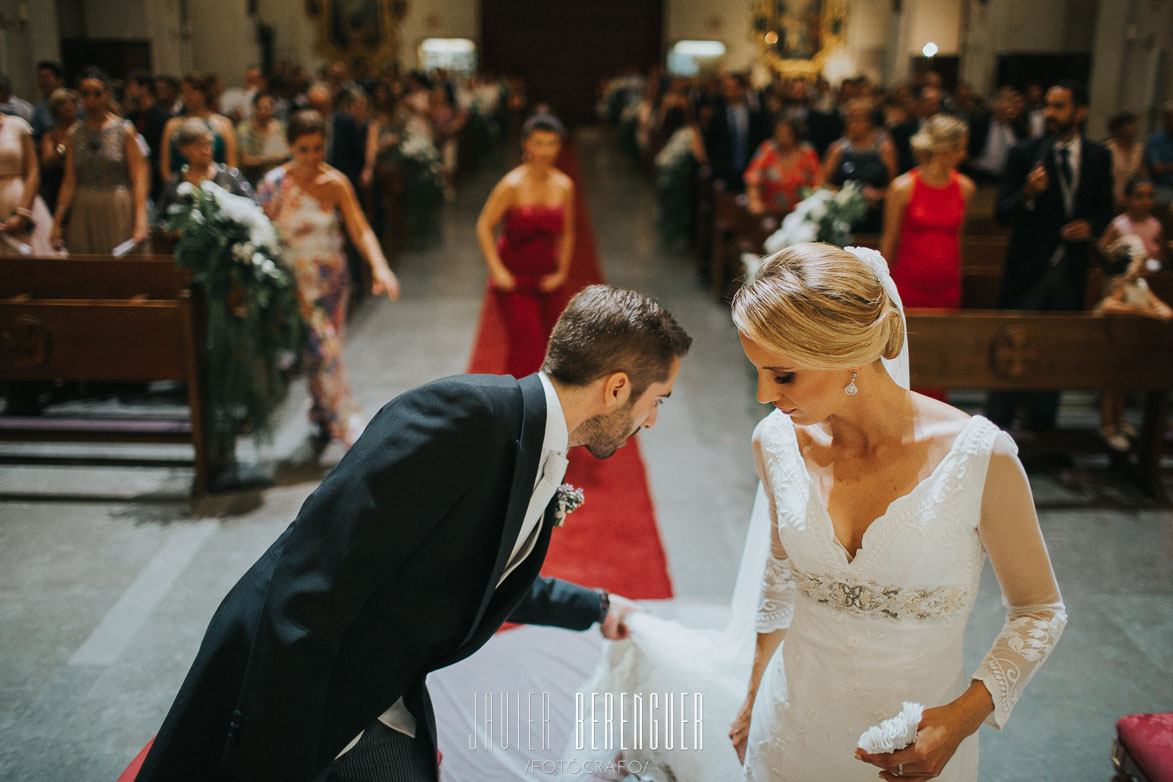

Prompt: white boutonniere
xmin=553 ymin=484 xmax=584 ymax=527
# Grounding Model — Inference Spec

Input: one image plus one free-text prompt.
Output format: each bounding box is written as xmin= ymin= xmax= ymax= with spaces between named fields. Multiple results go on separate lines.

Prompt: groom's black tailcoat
xmin=137 ymin=373 xmax=601 ymax=782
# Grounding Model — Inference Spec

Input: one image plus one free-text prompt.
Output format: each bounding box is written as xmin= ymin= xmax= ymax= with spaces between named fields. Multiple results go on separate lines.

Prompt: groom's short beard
xmin=576 ymin=400 xmax=638 ymax=459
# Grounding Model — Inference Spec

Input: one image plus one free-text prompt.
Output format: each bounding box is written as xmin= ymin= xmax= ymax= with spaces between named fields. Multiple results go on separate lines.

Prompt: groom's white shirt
xmin=354 ymin=372 xmax=569 ymax=747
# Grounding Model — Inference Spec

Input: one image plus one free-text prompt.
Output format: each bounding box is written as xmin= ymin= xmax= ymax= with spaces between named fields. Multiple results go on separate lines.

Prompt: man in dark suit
xmin=987 ymin=80 xmax=1113 ymax=431
xmin=703 ymin=73 xmax=768 ymax=191
xmin=965 ymin=87 xmax=1028 ymax=184
xmin=137 ymin=285 xmax=692 ymax=782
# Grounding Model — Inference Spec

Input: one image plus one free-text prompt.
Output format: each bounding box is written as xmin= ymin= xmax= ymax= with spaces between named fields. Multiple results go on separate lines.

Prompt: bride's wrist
xmin=952 ymin=682 xmax=994 ymax=736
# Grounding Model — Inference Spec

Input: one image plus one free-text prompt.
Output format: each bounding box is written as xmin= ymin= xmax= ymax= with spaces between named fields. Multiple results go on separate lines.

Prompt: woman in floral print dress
xmin=259 ymin=110 xmax=400 ymax=447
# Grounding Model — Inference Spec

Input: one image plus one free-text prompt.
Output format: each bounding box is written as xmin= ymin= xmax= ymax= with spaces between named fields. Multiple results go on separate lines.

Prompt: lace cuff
xmin=755 ymin=555 xmax=797 ymax=633
xmin=972 ymin=600 xmax=1067 ymax=729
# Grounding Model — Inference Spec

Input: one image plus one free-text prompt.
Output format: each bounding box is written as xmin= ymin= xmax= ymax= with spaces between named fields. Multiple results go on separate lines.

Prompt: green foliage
xmin=167 ymin=182 xmax=306 ymax=454
xmin=393 ymin=133 xmax=446 ymax=248
xmin=654 ymin=131 xmax=699 ymax=250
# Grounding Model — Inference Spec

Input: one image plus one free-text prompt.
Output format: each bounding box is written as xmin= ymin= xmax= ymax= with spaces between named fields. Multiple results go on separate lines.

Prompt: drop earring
xmin=844 ymin=372 xmax=858 ymax=396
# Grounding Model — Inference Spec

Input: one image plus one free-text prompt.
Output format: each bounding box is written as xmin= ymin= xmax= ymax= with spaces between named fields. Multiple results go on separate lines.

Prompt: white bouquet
xmin=857 ymin=701 xmax=923 ymax=754
xmin=762 ymin=181 xmax=868 ymax=256
xmin=654 ymin=127 xmax=695 ymax=169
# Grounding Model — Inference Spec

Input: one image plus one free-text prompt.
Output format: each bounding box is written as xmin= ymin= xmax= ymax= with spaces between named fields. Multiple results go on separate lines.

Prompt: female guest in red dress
xmin=476 ymin=113 xmax=576 ymax=378
xmin=881 ymin=113 xmax=974 ymax=307
xmin=881 ymin=114 xmax=974 ymax=399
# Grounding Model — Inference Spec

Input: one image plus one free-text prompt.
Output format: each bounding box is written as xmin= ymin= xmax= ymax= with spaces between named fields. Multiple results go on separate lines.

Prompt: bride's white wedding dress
xmin=566 ymin=408 xmax=1066 ymax=782
xmin=744 ymin=410 xmax=1065 ymax=781
xmin=564 ymin=248 xmax=1065 ymax=782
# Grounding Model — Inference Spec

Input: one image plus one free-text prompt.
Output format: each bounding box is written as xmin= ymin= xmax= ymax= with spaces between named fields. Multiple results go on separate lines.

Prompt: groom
xmin=136 ymin=284 xmax=692 ymax=782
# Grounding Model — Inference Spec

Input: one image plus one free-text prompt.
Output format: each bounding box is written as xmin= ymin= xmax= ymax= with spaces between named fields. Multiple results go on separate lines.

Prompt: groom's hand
xmin=600 ymin=594 xmax=639 ymax=640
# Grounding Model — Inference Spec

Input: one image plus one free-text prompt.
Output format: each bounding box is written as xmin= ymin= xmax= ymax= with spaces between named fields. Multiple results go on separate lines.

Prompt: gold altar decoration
xmin=308 ymin=0 xmax=407 ymax=64
xmin=752 ymin=0 xmax=847 ymax=76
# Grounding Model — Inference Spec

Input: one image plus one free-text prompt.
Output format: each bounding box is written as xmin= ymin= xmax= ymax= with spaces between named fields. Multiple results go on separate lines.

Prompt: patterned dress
xmin=743 ymin=140 xmax=821 ymax=213
xmin=259 ymin=167 xmax=360 ymax=443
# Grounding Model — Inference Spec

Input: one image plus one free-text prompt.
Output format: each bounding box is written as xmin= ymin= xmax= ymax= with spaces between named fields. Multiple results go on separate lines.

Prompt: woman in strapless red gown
xmin=881 ymin=114 xmax=975 ymax=400
xmin=476 ymin=113 xmax=576 ymax=377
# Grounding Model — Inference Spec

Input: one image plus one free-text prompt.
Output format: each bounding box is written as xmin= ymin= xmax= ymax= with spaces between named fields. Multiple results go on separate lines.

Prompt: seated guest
xmin=38 ymin=88 xmax=78 ymax=212
xmin=158 ymin=71 xmax=237 ymax=180
xmin=236 ymin=90 xmax=289 ymax=186
xmin=1099 ymin=176 xmax=1167 ymax=264
xmin=219 ymin=65 xmax=266 ymax=124
xmin=328 ymin=87 xmax=369 ymax=191
xmin=744 ymin=114 xmax=822 ymax=215
xmin=156 ymin=117 xmax=255 ymax=231
xmin=30 ymin=60 xmax=64 ymax=139
xmin=947 ymin=81 xmax=983 ymax=124
xmin=822 ymin=98 xmax=898 ymax=234
xmin=154 ymin=75 xmax=181 ymax=116
xmin=1144 ymin=101 xmax=1173 ymax=205
xmin=704 ymin=72 xmax=768 ymax=192
xmin=967 ymin=87 xmax=1026 ymax=184
xmin=125 ymin=70 xmax=169 ymax=200
xmin=1094 ymin=180 xmax=1172 ymax=450
xmin=430 ymin=83 xmax=465 ymax=200
xmin=1106 ymin=112 xmax=1143 ymax=209
xmin=0 ymin=73 xmax=33 ymax=121
xmin=805 ymin=101 xmax=844 ymax=158
xmin=1024 ymin=82 xmax=1046 ymax=138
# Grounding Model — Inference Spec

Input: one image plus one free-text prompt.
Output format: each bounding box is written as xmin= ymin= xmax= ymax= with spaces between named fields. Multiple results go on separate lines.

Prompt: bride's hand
xmin=729 ymin=696 xmax=754 ymax=764
xmin=854 ymin=701 xmax=979 ymax=779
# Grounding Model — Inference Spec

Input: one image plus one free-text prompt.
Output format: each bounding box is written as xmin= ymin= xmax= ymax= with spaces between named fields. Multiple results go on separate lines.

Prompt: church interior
xmin=1 ymin=0 xmax=1172 ymax=780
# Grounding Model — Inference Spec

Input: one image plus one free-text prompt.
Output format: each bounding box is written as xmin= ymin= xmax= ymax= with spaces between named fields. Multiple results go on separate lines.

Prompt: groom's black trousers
xmin=313 ymin=721 xmax=437 ymax=782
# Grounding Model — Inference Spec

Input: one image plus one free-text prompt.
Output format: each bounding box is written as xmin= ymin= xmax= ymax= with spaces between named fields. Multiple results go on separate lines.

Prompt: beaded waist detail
xmin=793 ymin=569 xmax=972 ymax=620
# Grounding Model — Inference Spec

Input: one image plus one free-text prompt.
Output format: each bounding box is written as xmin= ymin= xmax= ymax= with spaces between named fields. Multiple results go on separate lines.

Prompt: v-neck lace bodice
xmin=798 ymin=415 xmax=982 ymax=567
xmin=769 ymin=412 xmax=991 ymax=583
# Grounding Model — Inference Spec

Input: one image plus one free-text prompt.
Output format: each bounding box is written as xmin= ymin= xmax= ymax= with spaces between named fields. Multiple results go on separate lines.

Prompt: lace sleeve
xmin=755 ymin=550 xmax=796 ymax=632
xmin=753 ymin=422 xmax=797 ymax=633
xmin=973 ymin=432 xmax=1067 ymax=729
xmin=972 ymin=599 xmax=1067 ymax=729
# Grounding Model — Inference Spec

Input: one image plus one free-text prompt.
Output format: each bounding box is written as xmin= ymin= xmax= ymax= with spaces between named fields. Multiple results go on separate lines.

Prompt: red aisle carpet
xmin=467 ymin=142 xmax=674 ymax=602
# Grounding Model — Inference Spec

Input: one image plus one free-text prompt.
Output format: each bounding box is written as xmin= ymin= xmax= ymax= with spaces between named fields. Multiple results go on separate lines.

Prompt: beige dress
xmin=66 ymin=118 xmax=135 ymax=254
xmin=0 ymin=116 xmax=58 ymax=256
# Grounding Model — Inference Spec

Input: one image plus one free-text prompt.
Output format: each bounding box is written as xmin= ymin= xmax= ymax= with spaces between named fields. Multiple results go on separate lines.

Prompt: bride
xmin=571 ymin=243 xmax=1066 ymax=781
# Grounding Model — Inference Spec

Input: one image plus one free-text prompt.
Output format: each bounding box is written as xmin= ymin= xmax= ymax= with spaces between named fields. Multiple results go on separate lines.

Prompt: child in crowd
xmin=1095 ymin=177 xmax=1172 ymax=451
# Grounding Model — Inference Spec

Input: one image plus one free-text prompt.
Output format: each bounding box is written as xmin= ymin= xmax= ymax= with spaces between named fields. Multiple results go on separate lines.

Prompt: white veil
xmin=561 ymin=245 xmax=909 ymax=781
xmin=844 ymin=245 xmax=910 ymax=391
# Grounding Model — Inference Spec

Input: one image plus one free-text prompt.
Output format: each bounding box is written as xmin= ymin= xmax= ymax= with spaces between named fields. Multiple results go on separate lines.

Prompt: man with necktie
xmin=136 ymin=285 xmax=692 ymax=782
xmin=987 ymin=79 xmax=1113 ymax=432
xmin=704 ymin=73 xmax=768 ymax=191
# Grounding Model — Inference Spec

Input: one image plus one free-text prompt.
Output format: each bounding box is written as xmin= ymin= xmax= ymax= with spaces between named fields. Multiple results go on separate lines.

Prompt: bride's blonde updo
xmin=732 ymin=242 xmax=905 ymax=370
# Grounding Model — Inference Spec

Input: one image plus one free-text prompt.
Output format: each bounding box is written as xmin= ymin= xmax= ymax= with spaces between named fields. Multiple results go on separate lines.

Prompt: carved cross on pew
xmin=989 ymin=324 xmax=1040 ymax=381
xmin=0 ymin=314 xmax=53 ymax=369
